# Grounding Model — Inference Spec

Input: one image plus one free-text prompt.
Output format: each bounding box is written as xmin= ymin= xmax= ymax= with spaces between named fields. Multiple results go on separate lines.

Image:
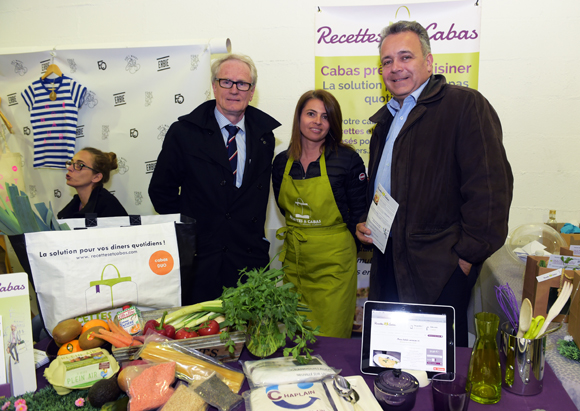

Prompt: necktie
xmin=224 ymin=125 xmax=239 ymax=178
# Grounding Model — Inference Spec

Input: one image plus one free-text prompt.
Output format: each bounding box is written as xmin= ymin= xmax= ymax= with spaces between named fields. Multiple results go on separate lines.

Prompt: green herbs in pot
xmin=219 ymin=262 xmax=319 ymax=364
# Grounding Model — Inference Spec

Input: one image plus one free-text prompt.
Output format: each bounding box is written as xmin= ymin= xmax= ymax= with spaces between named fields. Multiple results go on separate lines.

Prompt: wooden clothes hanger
xmin=0 ymin=97 xmax=14 ymax=134
xmin=41 ymin=63 xmax=62 ymax=79
xmin=41 ymin=49 xmax=63 ymax=80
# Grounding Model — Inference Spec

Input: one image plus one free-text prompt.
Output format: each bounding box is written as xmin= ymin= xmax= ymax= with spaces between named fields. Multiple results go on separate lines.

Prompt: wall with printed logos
xmin=0 ymin=0 xmax=579 ymax=240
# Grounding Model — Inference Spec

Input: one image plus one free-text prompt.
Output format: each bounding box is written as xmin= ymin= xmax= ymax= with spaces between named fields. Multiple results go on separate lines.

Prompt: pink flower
xmin=75 ymin=398 xmax=85 ymax=407
xmin=14 ymin=399 xmax=26 ymax=406
xmin=1 ymin=401 xmax=10 ymax=411
xmin=15 ymin=404 xmax=27 ymax=411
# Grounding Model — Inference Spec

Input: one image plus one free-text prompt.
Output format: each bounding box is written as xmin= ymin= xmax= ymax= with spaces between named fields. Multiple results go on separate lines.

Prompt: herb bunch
xmin=557 ymin=338 xmax=580 ymax=362
xmin=219 ymin=263 xmax=319 ymax=364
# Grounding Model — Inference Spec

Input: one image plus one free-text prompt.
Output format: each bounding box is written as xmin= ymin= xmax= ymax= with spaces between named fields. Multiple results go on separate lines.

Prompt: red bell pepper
xmin=143 ymin=311 xmax=176 ymax=339
xmin=175 ymin=327 xmax=199 ymax=340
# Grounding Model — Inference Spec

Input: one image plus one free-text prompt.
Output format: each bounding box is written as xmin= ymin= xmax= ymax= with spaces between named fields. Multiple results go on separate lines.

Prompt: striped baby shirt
xmin=21 ymin=76 xmax=87 ymax=168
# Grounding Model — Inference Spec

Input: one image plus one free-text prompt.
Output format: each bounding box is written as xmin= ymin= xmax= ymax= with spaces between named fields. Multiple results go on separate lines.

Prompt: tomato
xmin=175 ymin=328 xmax=199 ymax=340
xmin=197 ymin=320 xmax=220 ymax=336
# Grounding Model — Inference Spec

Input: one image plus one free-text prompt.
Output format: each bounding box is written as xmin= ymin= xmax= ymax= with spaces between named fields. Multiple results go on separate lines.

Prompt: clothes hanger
xmin=41 ymin=48 xmax=63 ymax=80
xmin=0 ymin=97 xmax=14 ymax=134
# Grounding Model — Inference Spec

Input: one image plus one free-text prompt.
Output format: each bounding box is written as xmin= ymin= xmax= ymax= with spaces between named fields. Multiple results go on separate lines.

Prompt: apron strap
xmin=276 ymin=226 xmax=307 ymax=262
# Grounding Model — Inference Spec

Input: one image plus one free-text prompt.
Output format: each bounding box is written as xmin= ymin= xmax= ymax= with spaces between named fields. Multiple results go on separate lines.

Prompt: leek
xmin=173 ymin=311 xmax=222 ymax=331
xmin=156 ymin=300 xmax=223 ymax=324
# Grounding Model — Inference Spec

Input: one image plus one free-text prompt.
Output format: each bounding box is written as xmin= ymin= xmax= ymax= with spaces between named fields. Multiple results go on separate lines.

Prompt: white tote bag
xmin=25 ymin=221 xmax=182 ymax=335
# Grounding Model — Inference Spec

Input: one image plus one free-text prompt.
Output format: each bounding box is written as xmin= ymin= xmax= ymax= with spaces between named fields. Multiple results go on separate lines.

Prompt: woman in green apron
xmin=272 ymin=90 xmax=367 ymax=338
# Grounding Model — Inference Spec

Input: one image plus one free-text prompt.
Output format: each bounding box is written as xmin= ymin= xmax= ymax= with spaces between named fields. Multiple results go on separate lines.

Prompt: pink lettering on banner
xmin=317 ymin=26 xmax=380 ymax=45
xmin=0 ymin=184 xmax=4 ymax=190
xmin=425 ymin=22 xmax=479 ymax=41
xmin=5 ymin=196 xmax=9 ymax=203
xmin=316 ymin=23 xmax=479 ymax=46
xmin=13 ymin=178 xmax=18 ymax=184
xmin=12 ymin=166 xmax=17 ymax=172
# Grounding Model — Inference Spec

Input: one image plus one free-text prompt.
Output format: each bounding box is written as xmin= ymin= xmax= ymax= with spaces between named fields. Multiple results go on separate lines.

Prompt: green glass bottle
xmin=467 ymin=312 xmax=502 ymax=404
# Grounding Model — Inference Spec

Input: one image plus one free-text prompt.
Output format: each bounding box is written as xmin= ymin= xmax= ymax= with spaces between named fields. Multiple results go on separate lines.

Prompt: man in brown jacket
xmin=356 ymin=21 xmax=513 ymax=346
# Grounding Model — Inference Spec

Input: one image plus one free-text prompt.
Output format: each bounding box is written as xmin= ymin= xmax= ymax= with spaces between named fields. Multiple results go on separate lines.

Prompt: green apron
xmin=276 ymin=151 xmax=357 ymax=338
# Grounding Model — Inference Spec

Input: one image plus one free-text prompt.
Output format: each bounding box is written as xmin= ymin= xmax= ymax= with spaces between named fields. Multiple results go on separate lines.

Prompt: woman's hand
xmin=356 ymin=222 xmax=373 ymax=245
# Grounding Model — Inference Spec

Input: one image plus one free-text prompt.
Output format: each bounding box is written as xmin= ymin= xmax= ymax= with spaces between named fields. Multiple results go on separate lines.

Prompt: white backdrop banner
xmin=0 ymin=40 xmax=229 ymax=216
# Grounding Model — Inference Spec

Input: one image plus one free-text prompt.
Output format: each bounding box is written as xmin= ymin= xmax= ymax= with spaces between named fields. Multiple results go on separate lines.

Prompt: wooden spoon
xmin=516 ymin=298 xmax=532 ymax=338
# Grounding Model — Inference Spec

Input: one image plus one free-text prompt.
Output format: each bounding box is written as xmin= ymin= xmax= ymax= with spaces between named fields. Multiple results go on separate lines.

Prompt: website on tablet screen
xmin=370 ymin=309 xmax=448 ymax=373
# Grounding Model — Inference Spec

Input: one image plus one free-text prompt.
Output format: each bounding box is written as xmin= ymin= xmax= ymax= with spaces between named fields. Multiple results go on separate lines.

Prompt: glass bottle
xmin=547 ymin=210 xmax=557 ymax=224
xmin=467 ymin=312 xmax=502 ymax=404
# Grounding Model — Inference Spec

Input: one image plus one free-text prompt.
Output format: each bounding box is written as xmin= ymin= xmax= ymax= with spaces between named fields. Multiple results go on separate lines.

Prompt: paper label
xmin=536 ymin=269 xmax=562 ymax=282
xmin=547 ymin=255 xmax=580 ymax=270
xmin=63 ymin=350 xmax=113 ymax=389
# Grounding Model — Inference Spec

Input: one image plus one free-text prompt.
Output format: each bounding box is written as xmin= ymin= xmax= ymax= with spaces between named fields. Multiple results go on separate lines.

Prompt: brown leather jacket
xmin=366 ymin=75 xmax=513 ymax=302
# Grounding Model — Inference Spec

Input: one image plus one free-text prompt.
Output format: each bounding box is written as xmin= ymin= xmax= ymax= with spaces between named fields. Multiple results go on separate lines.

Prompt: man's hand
xmin=356 ymin=222 xmax=373 ymax=245
xmin=458 ymin=258 xmax=472 ymax=276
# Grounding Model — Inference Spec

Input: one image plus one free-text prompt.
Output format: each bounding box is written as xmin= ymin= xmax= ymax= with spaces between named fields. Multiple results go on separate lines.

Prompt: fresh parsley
xmin=219 ymin=262 xmax=319 ymax=364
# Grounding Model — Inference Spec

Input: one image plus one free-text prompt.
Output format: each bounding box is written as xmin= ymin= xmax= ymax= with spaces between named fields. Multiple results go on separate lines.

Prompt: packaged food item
xmin=193 ymin=373 xmax=243 ymax=411
xmin=242 ymin=355 xmax=338 ymax=388
xmin=127 ymin=361 xmax=176 ymax=411
xmin=244 ymin=381 xmax=335 ymax=411
xmin=115 ymin=305 xmax=144 ymax=336
xmin=138 ymin=340 xmax=245 ymax=392
xmin=161 ymin=383 xmax=208 ymax=411
xmin=44 ymin=348 xmax=120 ymax=395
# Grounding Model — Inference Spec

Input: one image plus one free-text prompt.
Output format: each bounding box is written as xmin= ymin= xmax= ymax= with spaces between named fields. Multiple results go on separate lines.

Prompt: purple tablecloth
xmin=36 ymin=336 xmax=578 ymax=410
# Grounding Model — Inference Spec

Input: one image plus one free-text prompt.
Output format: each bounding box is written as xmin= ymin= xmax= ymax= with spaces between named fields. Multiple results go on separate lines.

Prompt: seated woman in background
xmin=272 ymin=89 xmax=367 ymax=338
xmin=57 ymin=147 xmax=128 ymax=219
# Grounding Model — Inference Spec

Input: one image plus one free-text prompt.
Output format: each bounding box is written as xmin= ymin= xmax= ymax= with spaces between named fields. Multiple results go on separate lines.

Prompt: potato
xmin=79 ymin=326 xmax=106 ymax=350
xmin=117 ymin=365 xmax=145 ymax=393
xmin=52 ymin=319 xmax=83 ymax=345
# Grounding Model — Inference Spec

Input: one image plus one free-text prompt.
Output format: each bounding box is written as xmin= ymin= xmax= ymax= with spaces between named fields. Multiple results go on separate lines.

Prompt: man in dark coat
xmin=149 ymin=54 xmax=281 ymax=304
xmin=356 ymin=21 xmax=513 ymax=346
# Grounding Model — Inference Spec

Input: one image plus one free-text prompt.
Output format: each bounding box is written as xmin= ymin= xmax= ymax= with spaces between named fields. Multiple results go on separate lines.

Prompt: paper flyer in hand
xmin=365 ymin=183 xmax=398 ymax=253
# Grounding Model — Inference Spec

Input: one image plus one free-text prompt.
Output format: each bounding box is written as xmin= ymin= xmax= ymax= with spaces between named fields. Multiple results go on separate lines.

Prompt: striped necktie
xmin=224 ymin=125 xmax=239 ymax=178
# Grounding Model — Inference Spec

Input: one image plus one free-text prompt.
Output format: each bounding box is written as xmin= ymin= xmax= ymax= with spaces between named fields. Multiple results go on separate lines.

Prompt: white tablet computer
xmin=360 ymin=300 xmax=455 ymax=378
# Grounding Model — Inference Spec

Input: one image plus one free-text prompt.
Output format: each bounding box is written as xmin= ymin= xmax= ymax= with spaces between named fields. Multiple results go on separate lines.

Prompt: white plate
xmin=373 ymin=353 xmax=399 ymax=368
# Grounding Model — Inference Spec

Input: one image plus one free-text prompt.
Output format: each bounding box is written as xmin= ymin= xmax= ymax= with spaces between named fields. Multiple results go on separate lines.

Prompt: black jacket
xmin=148 ymin=100 xmax=281 ymax=304
xmin=366 ymin=75 xmax=513 ymax=302
xmin=272 ymin=145 xmax=367 ymax=237
xmin=57 ymin=186 xmax=128 ymax=219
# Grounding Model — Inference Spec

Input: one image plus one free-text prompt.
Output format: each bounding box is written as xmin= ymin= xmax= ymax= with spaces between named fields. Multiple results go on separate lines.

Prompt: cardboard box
xmin=560 ymin=247 xmax=580 ymax=257
xmin=522 ymin=255 xmax=574 ymax=323
xmin=567 ymin=272 xmax=580 ymax=345
xmin=561 ymin=234 xmax=580 ymax=248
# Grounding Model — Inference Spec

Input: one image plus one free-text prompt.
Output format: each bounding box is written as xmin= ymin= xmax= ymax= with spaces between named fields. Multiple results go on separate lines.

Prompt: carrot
xmin=95 ymin=331 xmax=129 ymax=348
xmin=130 ymin=339 xmax=143 ymax=346
xmin=99 ymin=328 xmax=133 ymax=346
xmin=108 ymin=319 xmax=133 ymax=340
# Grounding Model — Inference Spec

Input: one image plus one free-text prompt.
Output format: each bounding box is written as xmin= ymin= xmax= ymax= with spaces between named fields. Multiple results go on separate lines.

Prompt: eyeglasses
xmin=215 ymin=78 xmax=253 ymax=91
xmin=65 ymin=160 xmax=96 ymax=172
